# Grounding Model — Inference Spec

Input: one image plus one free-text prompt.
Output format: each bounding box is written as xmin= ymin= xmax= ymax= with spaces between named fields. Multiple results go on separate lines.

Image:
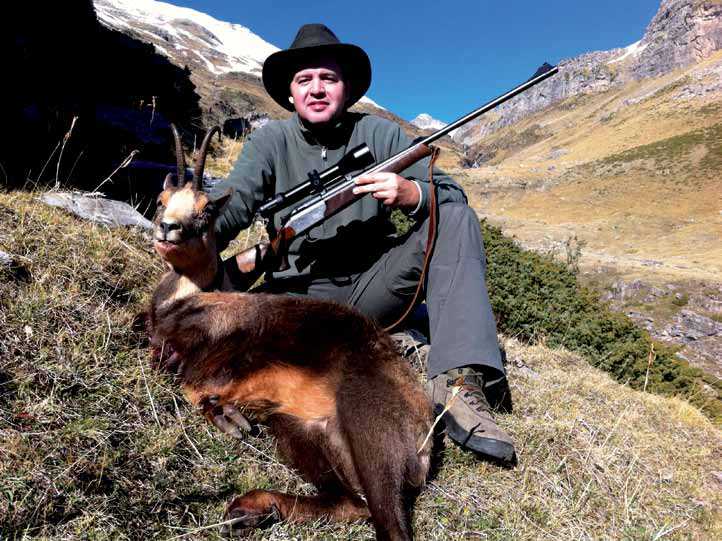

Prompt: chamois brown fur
xmin=147 ymin=127 xmax=433 ymax=540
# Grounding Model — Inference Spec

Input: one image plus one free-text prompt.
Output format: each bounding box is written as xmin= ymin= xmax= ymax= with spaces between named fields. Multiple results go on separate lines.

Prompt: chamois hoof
xmin=160 ymin=351 xmax=185 ymax=375
xmin=221 ymin=494 xmax=281 ymax=536
xmin=203 ymin=398 xmax=252 ymax=439
xmin=213 ymin=405 xmax=252 ymax=439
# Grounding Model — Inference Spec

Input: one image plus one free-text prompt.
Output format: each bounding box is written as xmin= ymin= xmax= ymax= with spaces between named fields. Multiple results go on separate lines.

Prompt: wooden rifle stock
xmin=324 ymin=143 xmax=433 ymax=215
xmin=230 ymin=227 xmax=295 ymax=289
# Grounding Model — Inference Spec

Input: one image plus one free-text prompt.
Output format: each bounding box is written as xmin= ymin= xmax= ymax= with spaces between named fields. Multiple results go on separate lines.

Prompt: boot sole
xmin=438 ymin=405 xmax=516 ymax=464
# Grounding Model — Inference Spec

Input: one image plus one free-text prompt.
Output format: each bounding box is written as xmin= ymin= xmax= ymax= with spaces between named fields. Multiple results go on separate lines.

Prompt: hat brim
xmin=262 ymin=43 xmax=371 ymax=112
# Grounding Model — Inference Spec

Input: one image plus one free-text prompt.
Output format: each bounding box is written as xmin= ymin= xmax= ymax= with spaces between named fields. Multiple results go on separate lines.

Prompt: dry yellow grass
xmin=1 ymin=191 xmax=720 ymax=539
xmin=477 ymin=173 xmax=722 ymax=283
xmin=203 ymin=136 xmax=245 ymax=179
xmin=413 ymin=337 xmax=722 ymax=540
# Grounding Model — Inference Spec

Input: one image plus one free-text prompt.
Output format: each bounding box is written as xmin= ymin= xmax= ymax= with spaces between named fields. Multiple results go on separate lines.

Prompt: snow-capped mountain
xmin=410 ymin=113 xmax=446 ymax=131
xmin=94 ymin=0 xmax=382 ymax=108
xmin=410 ymin=113 xmax=458 ymax=137
xmin=95 ymin=0 xmax=275 ymax=76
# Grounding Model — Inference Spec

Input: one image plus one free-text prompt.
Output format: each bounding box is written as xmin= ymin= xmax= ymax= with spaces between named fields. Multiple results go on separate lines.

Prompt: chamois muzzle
xmin=156 ymin=220 xmax=183 ymax=243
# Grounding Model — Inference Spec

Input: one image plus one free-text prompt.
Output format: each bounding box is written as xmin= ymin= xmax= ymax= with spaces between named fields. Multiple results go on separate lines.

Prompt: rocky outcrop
xmin=634 ymin=0 xmax=722 ymax=79
xmin=41 ymin=192 xmax=154 ymax=230
xmin=456 ymin=0 xmax=722 ymax=147
xmin=603 ymin=279 xmax=722 ymax=377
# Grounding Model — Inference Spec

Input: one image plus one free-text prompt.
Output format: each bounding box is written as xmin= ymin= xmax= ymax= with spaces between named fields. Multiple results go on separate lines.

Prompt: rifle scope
xmin=257 ymin=143 xmax=374 ymax=217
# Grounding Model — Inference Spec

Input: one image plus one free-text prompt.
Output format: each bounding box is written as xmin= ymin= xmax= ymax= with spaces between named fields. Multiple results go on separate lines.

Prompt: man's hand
xmin=352 ymin=173 xmax=420 ymax=209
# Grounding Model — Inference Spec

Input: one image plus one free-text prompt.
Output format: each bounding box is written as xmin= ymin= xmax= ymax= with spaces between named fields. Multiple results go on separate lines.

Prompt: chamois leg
xmin=222 ymin=490 xmax=369 ymax=534
xmin=222 ymin=414 xmax=370 ymax=535
xmin=345 ymin=442 xmax=413 ymax=541
xmin=338 ymin=375 xmax=431 ymax=541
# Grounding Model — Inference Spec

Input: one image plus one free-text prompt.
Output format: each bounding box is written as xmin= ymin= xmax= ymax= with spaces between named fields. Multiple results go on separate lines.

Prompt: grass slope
xmin=0 ymin=192 xmax=720 ymax=539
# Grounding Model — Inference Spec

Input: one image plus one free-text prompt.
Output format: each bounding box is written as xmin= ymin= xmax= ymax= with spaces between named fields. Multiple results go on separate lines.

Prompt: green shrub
xmin=481 ymin=221 xmax=722 ymax=422
xmin=672 ymin=293 xmax=689 ymax=307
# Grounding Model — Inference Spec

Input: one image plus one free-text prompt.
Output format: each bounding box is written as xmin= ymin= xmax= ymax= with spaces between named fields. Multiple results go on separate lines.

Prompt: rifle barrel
xmin=420 ymin=65 xmax=558 ymax=145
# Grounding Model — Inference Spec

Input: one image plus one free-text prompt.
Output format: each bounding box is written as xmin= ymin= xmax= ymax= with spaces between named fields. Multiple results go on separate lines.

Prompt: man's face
xmin=290 ymin=59 xmax=348 ymax=125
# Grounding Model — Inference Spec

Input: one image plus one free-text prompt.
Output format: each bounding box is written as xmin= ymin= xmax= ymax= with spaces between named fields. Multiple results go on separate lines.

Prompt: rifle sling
xmin=383 ymin=145 xmax=440 ymax=333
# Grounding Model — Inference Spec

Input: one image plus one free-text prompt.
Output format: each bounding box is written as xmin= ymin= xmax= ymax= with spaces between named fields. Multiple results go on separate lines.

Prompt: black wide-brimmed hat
xmin=262 ymin=24 xmax=372 ymax=112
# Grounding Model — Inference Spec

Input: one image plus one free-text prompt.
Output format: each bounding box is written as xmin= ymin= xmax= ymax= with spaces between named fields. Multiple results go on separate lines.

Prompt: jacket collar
xmin=292 ymin=111 xmax=356 ymax=149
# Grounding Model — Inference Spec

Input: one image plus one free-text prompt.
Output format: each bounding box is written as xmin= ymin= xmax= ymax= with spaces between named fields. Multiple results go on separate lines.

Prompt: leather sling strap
xmin=383 ymin=145 xmax=440 ymax=333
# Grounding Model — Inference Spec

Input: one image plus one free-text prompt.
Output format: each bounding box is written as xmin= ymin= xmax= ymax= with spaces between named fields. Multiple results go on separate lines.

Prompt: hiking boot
xmin=426 ymin=367 xmax=516 ymax=464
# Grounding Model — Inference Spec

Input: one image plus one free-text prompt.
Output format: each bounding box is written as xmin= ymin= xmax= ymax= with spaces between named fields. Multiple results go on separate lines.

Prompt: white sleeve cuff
xmin=409 ymin=180 xmax=424 ymax=216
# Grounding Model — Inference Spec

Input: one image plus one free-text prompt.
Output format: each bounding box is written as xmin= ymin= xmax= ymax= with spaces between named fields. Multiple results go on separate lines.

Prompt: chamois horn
xmin=170 ymin=123 xmax=187 ymax=186
xmin=192 ymin=126 xmax=221 ymax=190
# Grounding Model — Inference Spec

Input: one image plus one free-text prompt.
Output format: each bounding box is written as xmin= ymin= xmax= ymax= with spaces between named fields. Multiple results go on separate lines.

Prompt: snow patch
xmin=359 ymin=96 xmax=385 ymax=110
xmin=608 ymin=40 xmax=648 ymax=64
xmin=411 ymin=113 xmax=447 ymax=131
xmin=410 ymin=113 xmax=458 ymax=136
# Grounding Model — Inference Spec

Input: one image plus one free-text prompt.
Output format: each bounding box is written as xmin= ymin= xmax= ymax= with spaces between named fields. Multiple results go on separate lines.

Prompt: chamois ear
xmin=163 ymin=172 xmax=176 ymax=191
xmin=207 ymin=188 xmax=233 ymax=216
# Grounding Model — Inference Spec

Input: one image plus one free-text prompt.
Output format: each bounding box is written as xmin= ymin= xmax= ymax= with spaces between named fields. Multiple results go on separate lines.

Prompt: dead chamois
xmin=147 ymin=125 xmax=433 ymax=540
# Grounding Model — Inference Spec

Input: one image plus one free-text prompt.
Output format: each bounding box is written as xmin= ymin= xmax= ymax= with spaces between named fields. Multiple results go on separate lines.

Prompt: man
xmin=213 ymin=23 xmax=515 ymax=464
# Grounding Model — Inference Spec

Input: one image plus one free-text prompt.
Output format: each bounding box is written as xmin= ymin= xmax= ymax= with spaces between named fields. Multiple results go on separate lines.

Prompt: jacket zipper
xmin=321 ymin=146 xmax=327 ymax=161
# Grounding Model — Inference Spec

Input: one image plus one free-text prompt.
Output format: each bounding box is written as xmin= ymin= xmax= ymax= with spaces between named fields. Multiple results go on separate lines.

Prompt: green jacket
xmin=214 ymin=111 xmax=467 ymax=281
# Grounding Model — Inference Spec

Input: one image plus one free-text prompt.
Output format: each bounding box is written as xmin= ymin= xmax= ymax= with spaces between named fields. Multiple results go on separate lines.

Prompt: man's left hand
xmin=352 ymin=173 xmax=420 ymax=209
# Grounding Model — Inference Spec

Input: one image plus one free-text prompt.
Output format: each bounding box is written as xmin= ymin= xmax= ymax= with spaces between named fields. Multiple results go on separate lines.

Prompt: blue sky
xmin=174 ymin=0 xmax=661 ymax=122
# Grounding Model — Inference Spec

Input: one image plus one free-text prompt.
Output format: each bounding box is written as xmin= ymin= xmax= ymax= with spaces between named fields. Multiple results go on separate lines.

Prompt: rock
xmin=626 ymin=311 xmax=657 ymax=333
xmin=610 ymin=279 xmax=646 ymax=301
xmin=686 ymin=335 xmax=722 ymax=366
xmin=689 ymin=290 xmax=722 ymax=314
xmin=665 ymin=310 xmax=722 ymax=342
xmin=548 ymin=148 xmax=568 ymax=160
xmin=712 ymin=471 xmax=722 ymax=486
xmin=643 ymin=286 xmax=668 ymax=302
xmin=0 ymin=250 xmax=32 ymax=283
xmin=512 ymin=357 xmax=541 ymax=380
xmin=41 ymin=191 xmax=153 ymax=230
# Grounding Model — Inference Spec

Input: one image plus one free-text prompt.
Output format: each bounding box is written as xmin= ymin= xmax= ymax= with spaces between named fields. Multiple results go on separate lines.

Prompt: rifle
xmin=229 ymin=64 xmax=559 ymax=288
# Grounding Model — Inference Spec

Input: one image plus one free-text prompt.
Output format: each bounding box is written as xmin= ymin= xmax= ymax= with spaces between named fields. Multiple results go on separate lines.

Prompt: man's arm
xmin=211 ymin=134 xmax=274 ymax=251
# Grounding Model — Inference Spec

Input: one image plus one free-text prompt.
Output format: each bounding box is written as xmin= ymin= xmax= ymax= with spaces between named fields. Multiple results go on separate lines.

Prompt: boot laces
xmin=447 ymin=371 xmax=491 ymax=411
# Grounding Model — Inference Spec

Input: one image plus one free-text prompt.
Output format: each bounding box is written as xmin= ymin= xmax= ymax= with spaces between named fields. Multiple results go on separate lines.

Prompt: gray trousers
xmin=265 ymin=202 xmax=504 ymax=381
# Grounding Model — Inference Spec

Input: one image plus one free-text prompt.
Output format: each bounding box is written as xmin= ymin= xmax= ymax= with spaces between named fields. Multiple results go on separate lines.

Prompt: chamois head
xmin=153 ymin=124 xmax=231 ymax=273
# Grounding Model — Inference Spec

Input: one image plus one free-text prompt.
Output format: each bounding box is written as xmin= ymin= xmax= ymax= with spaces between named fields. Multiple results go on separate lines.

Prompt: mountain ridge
xmin=454 ymin=0 xmax=722 ymax=147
